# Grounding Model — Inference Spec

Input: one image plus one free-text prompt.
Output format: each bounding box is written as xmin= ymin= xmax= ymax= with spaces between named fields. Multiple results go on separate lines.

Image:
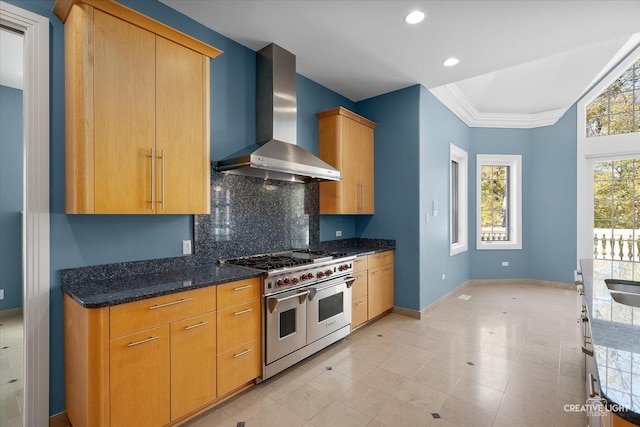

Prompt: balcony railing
xmin=594 ymin=229 xmax=639 ymax=262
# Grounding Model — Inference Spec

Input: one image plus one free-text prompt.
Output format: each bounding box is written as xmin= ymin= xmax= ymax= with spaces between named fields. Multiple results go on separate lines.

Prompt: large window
xmin=477 ymin=154 xmax=522 ymax=250
xmin=450 ymin=144 xmax=468 ymax=255
xmin=586 ymin=59 xmax=640 ymax=138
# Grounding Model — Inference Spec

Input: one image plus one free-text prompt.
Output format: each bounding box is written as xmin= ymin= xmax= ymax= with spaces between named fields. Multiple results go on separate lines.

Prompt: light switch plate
xmin=182 ymin=240 xmax=192 ymax=255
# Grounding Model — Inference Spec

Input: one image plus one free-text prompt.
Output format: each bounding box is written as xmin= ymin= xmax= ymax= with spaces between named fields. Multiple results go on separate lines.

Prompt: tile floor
xmin=186 ymin=282 xmax=588 ymax=427
xmin=0 ymin=312 xmax=24 ymax=427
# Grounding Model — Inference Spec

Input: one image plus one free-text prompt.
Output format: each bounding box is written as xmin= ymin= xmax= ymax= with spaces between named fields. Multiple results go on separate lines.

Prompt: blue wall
xmin=0 ymin=85 xmax=23 ymax=310
xmin=419 ymin=87 xmax=471 ymax=308
xmin=356 ymin=86 xmax=422 ymax=310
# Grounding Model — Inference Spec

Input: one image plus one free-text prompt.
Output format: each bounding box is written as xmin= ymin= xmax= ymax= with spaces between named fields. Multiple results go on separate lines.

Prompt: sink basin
xmin=605 ymin=279 xmax=640 ymax=293
xmin=605 ymin=279 xmax=640 ymax=307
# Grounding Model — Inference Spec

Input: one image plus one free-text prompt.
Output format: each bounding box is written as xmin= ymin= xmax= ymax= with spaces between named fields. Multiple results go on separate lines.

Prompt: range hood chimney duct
xmin=215 ymin=44 xmax=341 ymax=183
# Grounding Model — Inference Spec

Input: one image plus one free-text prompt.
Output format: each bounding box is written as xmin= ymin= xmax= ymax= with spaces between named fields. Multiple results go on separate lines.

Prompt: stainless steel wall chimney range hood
xmin=215 ymin=44 xmax=341 ymax=183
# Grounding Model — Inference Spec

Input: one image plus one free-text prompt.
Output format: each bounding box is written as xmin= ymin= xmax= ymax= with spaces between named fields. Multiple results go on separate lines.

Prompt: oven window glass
xmin=279 ymin=308 xmax=296 ymax=338
xmin=318 ymin=292 xmax=344 ymax=322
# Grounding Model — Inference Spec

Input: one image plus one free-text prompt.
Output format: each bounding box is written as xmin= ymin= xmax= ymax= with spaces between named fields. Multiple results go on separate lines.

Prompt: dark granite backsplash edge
xmin=60 ymin=238 xmax=395 ymax=286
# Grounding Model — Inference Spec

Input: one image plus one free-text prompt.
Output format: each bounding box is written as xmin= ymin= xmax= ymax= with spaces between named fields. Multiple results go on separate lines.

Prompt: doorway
xmin=0 ymin=2 xmax=50 ymax=425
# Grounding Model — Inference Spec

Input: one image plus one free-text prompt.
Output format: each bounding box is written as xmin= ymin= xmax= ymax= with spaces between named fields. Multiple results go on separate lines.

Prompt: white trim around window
xmin=450 ymin=144 xmax=468 ymax=256
xmin=476 ymin=154 xmax=522 ymax=250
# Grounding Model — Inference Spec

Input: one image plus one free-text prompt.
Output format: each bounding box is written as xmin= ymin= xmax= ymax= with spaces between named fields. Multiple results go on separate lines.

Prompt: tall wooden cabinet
xmin=55 ymin=0 xmax=221 ymax=214
xmin=317 ymin=107 xmax=376 ymax=214
xmin=351 ymin=251 xmax=394 ymax=330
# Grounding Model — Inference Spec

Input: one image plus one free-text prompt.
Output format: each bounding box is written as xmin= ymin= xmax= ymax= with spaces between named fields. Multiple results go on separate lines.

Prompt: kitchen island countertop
xmin=580 ymin=258 xmax=640 ymax=425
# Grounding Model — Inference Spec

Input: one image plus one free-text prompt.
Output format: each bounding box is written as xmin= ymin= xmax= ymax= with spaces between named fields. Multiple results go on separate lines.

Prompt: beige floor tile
xmin=497 ymin=393 xmax=556 ymax=426
xmin=350 ymin=345 xmax=392 ymax=366
xmin=458 ymin=364 xmax=511 ymax=393
xmin=395 ymin=379 xmax=449 ymax=413
xmin=360 ymin=366 xmax=406 ymax=397
xmin=413 ymin=364 xmax=464 ymax=394
xmin=245 ymin=402 xmax=306 ymax=427
xmin=220 ymin=390 xmax=276 ymax=422
xmin=364 ymin=419 xmax=389 ymax=427
xmin=332 ymin=356 xmax=377 ymax=381
xmin=373 ymin=397 xmax=434 ymax=427
xmin=340 ymin=383 xmax=392 ymax=417
xmin=1 ymin=415 xmax=22 ymax=427
xmin=491 ymin=414 xmax=530 ymax=427
xmin=450 ymin=376 xmax=505 ymax=414
xmin=306 ymin=369 xmax=357 ymax=399
xmin=437 ymin=395 xmax=497 ymax=427
xmin=278 ymin=384 xmax=334 ymax=421
xmin=379 ymin=355 xmax=424 ymax=378
xmin=0 ymin=396 xmax=21 ymax=422
xmin=257 ymin=371 xmax=305 ymax=401
xmin=306 ymin=401 xmax=371 ymax=427
xmin=184 ymin=407 xmax=237 ymax=426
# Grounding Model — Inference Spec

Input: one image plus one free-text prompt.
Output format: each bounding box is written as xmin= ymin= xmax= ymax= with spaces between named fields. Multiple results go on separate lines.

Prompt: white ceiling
xmin=0 ymin=28 xmax=23 ymax=90
xmin=161 ymin=0 xmax=640 ymax=128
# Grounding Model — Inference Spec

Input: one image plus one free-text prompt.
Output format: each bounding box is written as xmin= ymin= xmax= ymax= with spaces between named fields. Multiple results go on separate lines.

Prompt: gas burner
xmin=224 ymin=254 xmax=313 ymax=270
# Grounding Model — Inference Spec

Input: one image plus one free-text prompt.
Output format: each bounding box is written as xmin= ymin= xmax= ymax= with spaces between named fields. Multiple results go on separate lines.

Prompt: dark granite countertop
xmin=580 ymin=258 xmax=640 ymax=425
xmin=62 ymin=263 xmax=263 ymax=308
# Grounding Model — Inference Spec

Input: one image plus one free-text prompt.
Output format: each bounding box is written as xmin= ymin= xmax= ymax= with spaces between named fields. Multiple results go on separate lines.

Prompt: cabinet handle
xmin=384 ymin=267 xmax=393 ymax=272
xmin=160 ymin=149 xmax=165 ymax=210
xmin=357 ymin=182 xmax=364 ymax=211
xmin=355 ymin=259 xmax=364 ymax=263
xmin=233 ymin=308 xmax=253 ymax=316
xmin=233 ymin=284 xmax=253 ymax=291
xmin=355 ymin=275 xmax=364 ymax=280
xmin=149 ymin=148 xmax=156 ymax=207
xmin=128 ymin=336 xmax=159 ymax=347
xmin=588 ymin=373 xmax=598 ymax=398
xmin=355 ymin=301 xmax=365 ymax=306
xmin=149 ymin=297 xmax=193 ymax=310
xmin=372 ymin=271 xmax=381 ymax=275
xmin=582 ymin=346 xmax=594 ymax=357
xmin=184 ymin=321 xmax=209 ymax=331
xmin=233 ymin=348 xmax=253 ymax=358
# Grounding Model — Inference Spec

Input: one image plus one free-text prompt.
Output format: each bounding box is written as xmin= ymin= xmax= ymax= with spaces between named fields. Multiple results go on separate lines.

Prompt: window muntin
xmin=586 ymin=59 xmax=640 ymax=137
xmin=450 ymin=144 xmax=468 ymax=255
xmin=476 ymin=155 xmax=522 ymax=250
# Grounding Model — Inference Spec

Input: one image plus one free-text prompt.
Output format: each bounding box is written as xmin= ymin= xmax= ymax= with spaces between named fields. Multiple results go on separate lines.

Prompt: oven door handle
xmin=308 ymin=276 xmax=356 ymax=301
xmin=267 ymin=290 xmax=310 ymax=313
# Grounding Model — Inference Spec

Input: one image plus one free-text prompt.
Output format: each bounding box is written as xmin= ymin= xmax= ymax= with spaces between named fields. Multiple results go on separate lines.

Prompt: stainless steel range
xmin=221 ymin=250 xmax=356 ymax=380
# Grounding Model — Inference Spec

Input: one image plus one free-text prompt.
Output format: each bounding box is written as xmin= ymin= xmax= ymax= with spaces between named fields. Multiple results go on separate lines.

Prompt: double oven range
xmin=221 ymin=250 xmax=356 ymax=380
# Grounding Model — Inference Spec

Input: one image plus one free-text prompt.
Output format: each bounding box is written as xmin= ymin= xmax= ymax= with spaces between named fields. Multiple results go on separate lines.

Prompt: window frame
xmin=450 ymin=144 xmax=468 ymax=256
xmin=476 ymin=154 xmax=522 ymax=250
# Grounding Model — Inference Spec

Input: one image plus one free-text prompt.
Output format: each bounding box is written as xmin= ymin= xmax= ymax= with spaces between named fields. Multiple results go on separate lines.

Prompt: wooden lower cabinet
xmin=64 ymin=277 xmax=262 ymax=427
xmin=350 ymin=251 xmax=394 ymax=330
xmin=170 ymin=312 xmax=217 ymax=421
xmin=110 ymin=326 xmax=171 ymax=427
xmin=217 ymin=339 xmax=261 ymax=397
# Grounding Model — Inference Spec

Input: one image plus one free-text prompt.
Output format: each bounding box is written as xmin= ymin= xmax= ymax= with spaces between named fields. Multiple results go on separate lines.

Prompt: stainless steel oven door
xmin=265 ymin=288 xmax=309 ymax=365
xmin=306 ymin=276 xmax=355 ymax=344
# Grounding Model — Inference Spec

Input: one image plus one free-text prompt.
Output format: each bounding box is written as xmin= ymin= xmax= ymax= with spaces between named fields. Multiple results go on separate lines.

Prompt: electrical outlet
xmin=0 ymin=289 xmax=4 ymax=300
xmin=336 ymin=230 xmax=342 ymax=237
xmin=441 ymin=274 xmax=446 ymax=280
xmin=182 ymin=240 xmax=192 ymax=255
xmin=502 ymin=261 xmax=509 ymax=267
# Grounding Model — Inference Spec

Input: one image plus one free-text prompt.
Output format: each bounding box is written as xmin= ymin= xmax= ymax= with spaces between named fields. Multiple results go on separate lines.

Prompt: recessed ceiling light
xmin=404 ymin=10 xmax=425 ymax=24
xmin=443 ymin=57 xmax=460 ymax=67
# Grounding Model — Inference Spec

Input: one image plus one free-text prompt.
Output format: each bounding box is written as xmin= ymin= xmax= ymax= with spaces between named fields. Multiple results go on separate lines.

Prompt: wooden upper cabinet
xmin=317 ymin=107 xmax=376 ymax=214
xmin=56 ymin=0 xmax=220 ymax=214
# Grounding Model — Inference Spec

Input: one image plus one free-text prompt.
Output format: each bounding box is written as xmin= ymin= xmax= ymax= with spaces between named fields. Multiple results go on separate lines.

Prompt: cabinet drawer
xmin=217 ymin=278 xmax=261 ymax=310
xmin=217 ymin=339 xmax=260 ymax=397
xmin=352 ymin=296 xmax=368 ymax=329
xmin=110 ymin=286 xmax=216 ymax=339
xmin=368 ymin=251 xmax=394 ymax=269
xmin=351 ymin=272 xmax=368 ymax=300
xmin=353 ymin=256 xmax=368 ymax=273
xmin=217 ymin=300 xmax=260 ymax=353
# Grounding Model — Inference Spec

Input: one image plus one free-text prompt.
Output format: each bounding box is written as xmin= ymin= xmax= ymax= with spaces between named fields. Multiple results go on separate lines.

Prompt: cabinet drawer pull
xmin=184 ymin=321 xmax=209 ymax=331
xmin=355 ymin=275 xmax=364 ymax=280
xmin=384 ymin=267 xmax=393 ymax=272
xmin=372 ymin=271 xmax=381 ymax=275
xmin=149 ymin=148 xmax=156 ymax=207
xmin=233 ymin=285 xmax=253 ymax=291
xmin=354 ymin=259 xmax=365 ymax=263
xmin=582 ymin=346 xmax=594 ymax=357
xmin=355 ymin=301 xmax=365 ymax=306
xmin=233 ymin=348 xmax=253 ymax=358
xmin=128 ymin=336 xmax=159 ymax=347
xmin=376 ymin=254 xmax=389 ymax=259
xmin=160 ymin=149 xmax=165 ymax=210
xmin=149 ymin=297 xmax=194 ymax=310
xmin=588 ymin=373 xmax=599 ymax=398
xmin=233 ymin=308 xmax=253 ymax=316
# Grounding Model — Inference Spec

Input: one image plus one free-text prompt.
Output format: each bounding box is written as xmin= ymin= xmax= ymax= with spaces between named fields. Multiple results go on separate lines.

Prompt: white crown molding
xmin=430 ymin=83 xmax=567 ymax=129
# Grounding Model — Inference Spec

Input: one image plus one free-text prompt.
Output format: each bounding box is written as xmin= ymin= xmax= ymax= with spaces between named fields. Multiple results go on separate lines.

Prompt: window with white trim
xmin=477 ymin=154 xmax=522 ymax=250
xmin=450 ymin=144 xmax=468 ymax=255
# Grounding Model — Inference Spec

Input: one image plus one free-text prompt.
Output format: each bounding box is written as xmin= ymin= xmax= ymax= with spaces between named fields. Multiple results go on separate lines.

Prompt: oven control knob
xmin=292 ymin=277 xmax=299 ymax=284
xmin=308 ymin=272 xmax=314 ymax=279
xmin=300 ymin=274 xmax=307 ymax=281
xmin=325 ymin=269 xmax=333 ymax=276
xmin=276 ymin=279 xmax=284 ymax=287
xmin=317 ymin=271 xmax=325 ymax=278
xmin=284 ymin=277 xmax=291 ymax=285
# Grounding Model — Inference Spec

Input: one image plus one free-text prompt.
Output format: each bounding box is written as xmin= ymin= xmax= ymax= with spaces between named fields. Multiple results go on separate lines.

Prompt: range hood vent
xmin=215 ymin=44 xmax=340 ymax=183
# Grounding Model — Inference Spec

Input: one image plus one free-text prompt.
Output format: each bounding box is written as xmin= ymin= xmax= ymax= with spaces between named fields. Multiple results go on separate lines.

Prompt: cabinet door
xmin=358 ymin=124 xmax=375 ymax=214
xmin=93 ymin=10 xmax=156 ymax=214
xmin=351 ymin=271 xmax=368 ymax=300
xmin=110 ymin=325 xmax=170 ymax=427
xmin=340 ymin=116 xmax=363 ymax=214
xmin=156 ymin=36 xmax=210 ymax=214
xmin=171 ymin=312 xmax=217 ymax=421
xmin=217 ymin=300 xmax=260 ymax=353
xmin=217 ymin=339 xmax=260 ymax=397
xmin=368 ymin=266 xmax=394 ymax=319
xmin=352 ymin=296 xmax=368 ymax=329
